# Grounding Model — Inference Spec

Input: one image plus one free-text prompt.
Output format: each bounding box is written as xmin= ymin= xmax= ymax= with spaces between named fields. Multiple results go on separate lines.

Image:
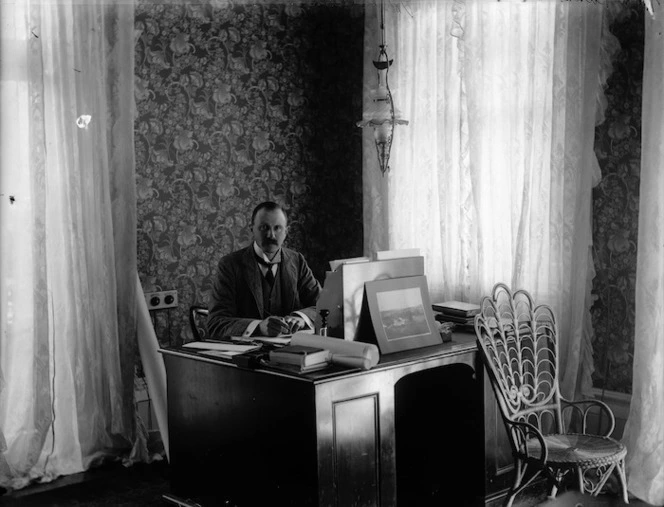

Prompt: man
xmin=207 ymin=201 xmax=321 ymax=339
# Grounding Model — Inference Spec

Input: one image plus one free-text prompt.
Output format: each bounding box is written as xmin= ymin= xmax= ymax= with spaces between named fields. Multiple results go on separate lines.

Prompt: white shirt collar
xmin=253 ymin=242 xmax=281 ymax=264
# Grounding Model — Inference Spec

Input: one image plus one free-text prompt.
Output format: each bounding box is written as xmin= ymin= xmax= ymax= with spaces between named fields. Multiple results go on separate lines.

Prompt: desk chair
xmin=474 ymin=283 xmax=628 ymax=507
xmin=189 ymin=305 xmax=209 ymax=341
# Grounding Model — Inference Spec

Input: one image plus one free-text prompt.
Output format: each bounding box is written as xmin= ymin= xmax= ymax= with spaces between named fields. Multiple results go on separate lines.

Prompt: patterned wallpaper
xmin=134 ymin=1 xmax=365 ymax=346
xmin=591 ymin=4 xmax=644 ymax=394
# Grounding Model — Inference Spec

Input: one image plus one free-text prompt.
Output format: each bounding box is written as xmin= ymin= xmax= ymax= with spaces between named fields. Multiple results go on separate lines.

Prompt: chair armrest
xmin=560 ymin=397 xmax=615 ymax=437
xmin=505 ymin=419 xmax=548 ymax=465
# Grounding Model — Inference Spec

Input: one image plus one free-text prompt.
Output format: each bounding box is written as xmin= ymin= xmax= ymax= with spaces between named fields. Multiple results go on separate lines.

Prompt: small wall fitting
xmin=145 ymin=290 xmax=178 ymax=310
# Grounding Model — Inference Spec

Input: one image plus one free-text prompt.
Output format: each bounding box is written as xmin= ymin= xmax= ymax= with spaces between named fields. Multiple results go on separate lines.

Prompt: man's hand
xmin=257 ymin=316 xmax=291 ymax=336
xmin=284 ymin=315 xmax=306 ymax=334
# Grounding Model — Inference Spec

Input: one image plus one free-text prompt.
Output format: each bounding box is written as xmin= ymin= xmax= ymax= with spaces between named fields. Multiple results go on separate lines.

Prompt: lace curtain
xmin=0 ymin=0 xmax=138 ymax=489
xmin=362 ymin=0 xmax=616 ymax=400
xmin=621 ymin=5 xmax=664 ymax=504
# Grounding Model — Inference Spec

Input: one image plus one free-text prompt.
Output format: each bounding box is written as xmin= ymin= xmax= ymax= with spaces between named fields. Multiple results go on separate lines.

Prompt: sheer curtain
xmin=621 ymin=4 xmax=664 ymax=504
xmin=363 ymin=0 xmax=616 ymax=399
xmin=0 ymin=0 xmax=138 ymax=489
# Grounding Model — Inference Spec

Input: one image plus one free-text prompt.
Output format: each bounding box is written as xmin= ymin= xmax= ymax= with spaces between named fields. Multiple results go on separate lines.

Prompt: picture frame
xmin=363 ymin=275 xmax=442 ymax=354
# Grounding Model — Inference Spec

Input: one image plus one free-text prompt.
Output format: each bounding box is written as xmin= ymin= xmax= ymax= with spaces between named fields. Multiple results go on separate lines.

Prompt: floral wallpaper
xmin=591 ymin=4 xmax=644 ymax=394
xmin=134 ymin=1 xmax=365 ymax=346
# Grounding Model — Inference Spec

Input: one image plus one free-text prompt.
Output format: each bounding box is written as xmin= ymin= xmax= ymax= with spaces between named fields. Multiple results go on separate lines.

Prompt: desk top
xmin=377 ymin=330 xmax=475 ymax=366
xmin=160 ymin=330 xmax=477 ymax=383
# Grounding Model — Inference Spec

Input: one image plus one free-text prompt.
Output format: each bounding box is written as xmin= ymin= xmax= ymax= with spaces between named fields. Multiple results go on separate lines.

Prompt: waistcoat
xmin=261 ymin=266 xmax=284 ymax=317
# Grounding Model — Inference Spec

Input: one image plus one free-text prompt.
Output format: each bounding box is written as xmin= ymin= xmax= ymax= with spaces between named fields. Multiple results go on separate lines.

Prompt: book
xmin=262 ymin=360 xmax=331 ymax=375
xmin=431 ymin=300 xmax=481 ymax=317
xmin=434 ymin=313 xmax=475 ymax=325
xmin=268 ymin=345 xmax=331 ymax=368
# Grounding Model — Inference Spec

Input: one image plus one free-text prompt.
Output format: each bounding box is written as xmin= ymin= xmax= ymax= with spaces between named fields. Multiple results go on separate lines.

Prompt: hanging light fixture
xmin=357 ymin=1 xmax=408 ymax=176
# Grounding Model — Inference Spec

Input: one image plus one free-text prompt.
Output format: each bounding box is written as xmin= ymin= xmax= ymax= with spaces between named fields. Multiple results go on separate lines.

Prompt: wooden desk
xmin=161 ymin=332 xmax=509 ymax=506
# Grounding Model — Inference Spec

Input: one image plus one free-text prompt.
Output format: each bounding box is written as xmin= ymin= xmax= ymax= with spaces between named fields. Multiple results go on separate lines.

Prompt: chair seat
xmin=526 ymin=433 xmax=627 ymax=468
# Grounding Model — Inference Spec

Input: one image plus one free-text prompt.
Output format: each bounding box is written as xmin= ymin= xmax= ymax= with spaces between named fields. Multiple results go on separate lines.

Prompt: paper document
xmin=199 ymin=349 xmax=247 ymax=359
xmin=182 ymin=341 xmax=261 ymax=353
xmin=375 ymin=249 xmax=421 ymax=261
xmin=329 ymin=256 xmax=371 ymax=271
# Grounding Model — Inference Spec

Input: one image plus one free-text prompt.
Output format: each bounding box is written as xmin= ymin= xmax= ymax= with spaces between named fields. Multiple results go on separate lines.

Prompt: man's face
xmin=252 ymin=208 xmax=288 ymax=255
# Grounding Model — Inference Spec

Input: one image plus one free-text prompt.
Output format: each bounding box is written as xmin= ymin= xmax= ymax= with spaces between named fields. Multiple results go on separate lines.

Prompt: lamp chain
xmin=380 ymin=1 xmax=386 ymax=48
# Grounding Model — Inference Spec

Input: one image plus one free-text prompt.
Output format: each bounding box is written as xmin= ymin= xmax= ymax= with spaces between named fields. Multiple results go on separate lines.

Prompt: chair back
xmin=475 ymin=283 xmax=563 ymax=435
xmin=189 ymin=305 xmax=209 ymax=341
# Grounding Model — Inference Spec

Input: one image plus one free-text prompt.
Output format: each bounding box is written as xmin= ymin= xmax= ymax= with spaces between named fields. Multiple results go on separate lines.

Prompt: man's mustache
xmin=265 ymin=239 xmax=279 ymax=245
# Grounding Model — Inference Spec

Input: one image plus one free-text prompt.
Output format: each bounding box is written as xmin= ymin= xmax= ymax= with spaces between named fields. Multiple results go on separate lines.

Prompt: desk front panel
xmin=164 ymin=353 xmax=319 ymax=506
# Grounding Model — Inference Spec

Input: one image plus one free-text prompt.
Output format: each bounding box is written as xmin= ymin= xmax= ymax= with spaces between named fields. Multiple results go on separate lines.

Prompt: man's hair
xmin=251 ymin=201 xmax=287 ymax=225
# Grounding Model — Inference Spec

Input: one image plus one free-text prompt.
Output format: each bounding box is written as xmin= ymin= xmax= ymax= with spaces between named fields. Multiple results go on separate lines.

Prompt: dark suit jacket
xmin=207 ymin=245 xmax=321 ymax=339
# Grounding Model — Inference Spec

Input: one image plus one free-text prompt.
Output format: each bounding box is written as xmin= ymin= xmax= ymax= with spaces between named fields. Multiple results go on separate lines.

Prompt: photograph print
xmin=376 ymin=286 xmax=432 ymax=341
xmin=364 ymin=275 xmax=442 ymax=354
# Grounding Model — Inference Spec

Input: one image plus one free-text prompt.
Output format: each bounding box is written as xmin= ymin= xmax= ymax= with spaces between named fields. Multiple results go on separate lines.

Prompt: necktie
xmin=255 ymin=254 xmax=277 ymax=285
xmin=265 ymin=266 xmax=275 ymax=286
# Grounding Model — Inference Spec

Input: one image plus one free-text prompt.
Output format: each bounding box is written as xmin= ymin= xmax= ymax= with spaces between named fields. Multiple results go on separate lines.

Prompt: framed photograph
xmin=364 ymin=275 xmax=442 ymax=354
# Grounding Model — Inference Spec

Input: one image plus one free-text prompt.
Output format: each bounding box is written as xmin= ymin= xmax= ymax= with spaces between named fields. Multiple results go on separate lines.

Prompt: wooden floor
xmin=0 ymin=461 xmax=169 ymax=507
xmin=0 ymin=461 xmax=657 ymax=507
xmin=512 ymin=483 xmax=655 ymax=507
xmin=535 ymin=491 xmax=652 ymax=506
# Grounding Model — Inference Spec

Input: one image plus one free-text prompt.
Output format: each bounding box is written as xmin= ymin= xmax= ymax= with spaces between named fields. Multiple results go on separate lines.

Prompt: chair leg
xmin=616 ymin=458 xmax=629 ymax=504
xmin=577 ymin=466 xmax=585 ymax=495
xmin=503 ymin=461 xmax=544 ymax=507
xmin=578 ymin=461 xmax=629 ymax=504
xmin=503 ymin=461 xmax=524 ymax=507
xmin=548 ymin=468 xmax=564 ymax=500
xmin=504 ymin=490 xmax=517 ymax=507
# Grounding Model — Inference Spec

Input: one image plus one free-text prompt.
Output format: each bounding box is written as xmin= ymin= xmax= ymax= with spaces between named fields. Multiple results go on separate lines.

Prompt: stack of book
xmin=432 ymin=300 xmax=481 ymax=329
xmin=267 ymin=344 xmax=331 ymax=373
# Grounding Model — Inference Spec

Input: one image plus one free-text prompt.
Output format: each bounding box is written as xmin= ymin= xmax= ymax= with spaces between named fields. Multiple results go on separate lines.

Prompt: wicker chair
xmin=189 ymin=305 xmax=209 ymax=341
xmin=474 ymin=283 xmax=628 ymax=507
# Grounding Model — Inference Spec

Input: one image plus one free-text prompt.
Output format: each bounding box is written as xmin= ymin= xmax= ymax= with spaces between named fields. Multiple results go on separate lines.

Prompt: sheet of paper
xmin=182 ymin=341 xmax=260 ymax=352
xmin=329 ymin=256 xmax=371 ymax=271
xmin=198 ymin=349 xmax=246 ymax=358
xmin=375 ymin=249 xmax=421 ymax=261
